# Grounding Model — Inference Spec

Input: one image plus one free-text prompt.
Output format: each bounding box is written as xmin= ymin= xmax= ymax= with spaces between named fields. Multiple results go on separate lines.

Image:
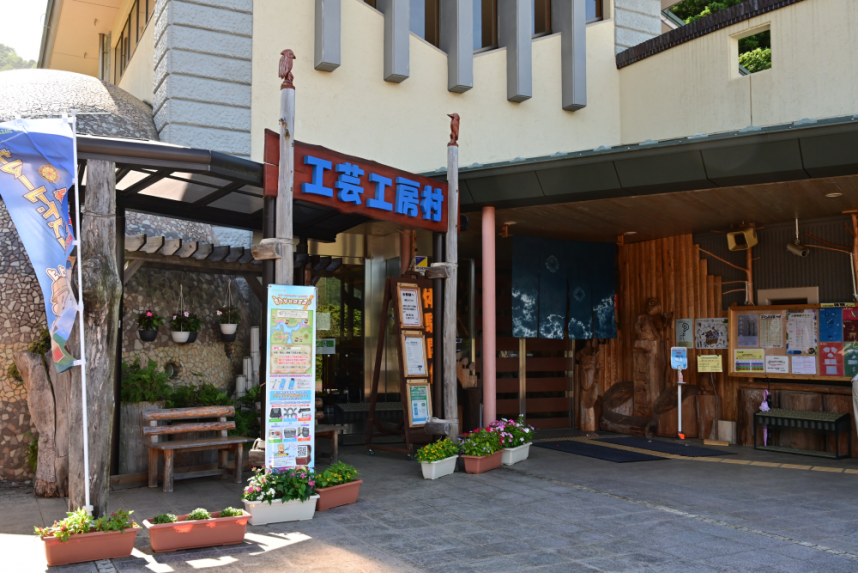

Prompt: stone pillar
xmin=614 ymin=0 xmax=662 ymax=54
xmin=153 ymin=0 xmax=253 ymax=158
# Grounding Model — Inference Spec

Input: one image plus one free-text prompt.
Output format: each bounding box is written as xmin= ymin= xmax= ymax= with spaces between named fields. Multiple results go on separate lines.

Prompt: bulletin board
xmin=728 ymin=304 xmax=857 ymax=381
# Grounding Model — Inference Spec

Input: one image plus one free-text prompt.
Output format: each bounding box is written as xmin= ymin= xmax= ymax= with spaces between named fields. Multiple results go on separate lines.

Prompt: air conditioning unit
xmin=727 ymin=226 xmax=758 ymax=251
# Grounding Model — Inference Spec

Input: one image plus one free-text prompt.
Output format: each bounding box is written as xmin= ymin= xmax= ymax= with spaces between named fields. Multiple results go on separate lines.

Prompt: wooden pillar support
xmin=444 ymin=118 xmax=460 ymax=425
xmin=69 ymin=159 xmax=122 ymax=517
xmin=276 ymin=50 xmax=296 ymax=286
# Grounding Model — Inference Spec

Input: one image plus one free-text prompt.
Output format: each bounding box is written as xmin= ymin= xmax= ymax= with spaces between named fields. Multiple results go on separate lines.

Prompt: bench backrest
xmin=142 ymin=406 xmax=236 ymax=440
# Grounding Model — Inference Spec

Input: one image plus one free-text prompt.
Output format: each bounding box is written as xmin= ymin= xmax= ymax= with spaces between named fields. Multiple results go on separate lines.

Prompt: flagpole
xmin=67 ymin=110 xmax=92 ymax=514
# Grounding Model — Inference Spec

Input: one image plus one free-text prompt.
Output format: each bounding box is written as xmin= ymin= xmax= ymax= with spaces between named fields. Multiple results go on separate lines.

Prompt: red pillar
xmin=482 ymin=206 xmax=496 ymax=425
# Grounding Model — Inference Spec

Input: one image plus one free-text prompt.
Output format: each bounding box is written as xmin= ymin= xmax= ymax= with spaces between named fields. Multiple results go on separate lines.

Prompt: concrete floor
xmin=5 ymin=433 xmax=858 ymax=573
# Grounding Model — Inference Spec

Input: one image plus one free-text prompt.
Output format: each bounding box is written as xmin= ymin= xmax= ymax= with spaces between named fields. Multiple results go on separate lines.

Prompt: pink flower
xmin=173 ymin=315 xmax=176 ymax=319
xmin=309 ymin=481 xmax=315 ymax=486
xmin=217 ymin=310 xmax=222 ymax=316
xmin=146 ymin=311 xmax=152 ymax=317
xmin=184 ymin=311 xmax=189 ymax=317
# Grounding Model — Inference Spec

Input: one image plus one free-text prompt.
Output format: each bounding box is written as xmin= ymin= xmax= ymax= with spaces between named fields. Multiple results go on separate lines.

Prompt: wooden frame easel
xmin=366 ymin=275 xmax=435 ymax=457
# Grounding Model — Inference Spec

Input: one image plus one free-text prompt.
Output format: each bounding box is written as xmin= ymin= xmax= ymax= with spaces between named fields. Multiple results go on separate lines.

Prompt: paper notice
xmin=737 ymin=314 xmax=759 ymax=347
xmin=735 ymin=349 xmax=765 ymax=373
xmin=791 ymin=355 xmax=817 ymax=375
xmin=759 ymin=314 xmax=783 ymax=348
xmin=787 ymin=312 xmax=816 ymax=354
xmin=765 ymin=355 xmax=789 ymax=374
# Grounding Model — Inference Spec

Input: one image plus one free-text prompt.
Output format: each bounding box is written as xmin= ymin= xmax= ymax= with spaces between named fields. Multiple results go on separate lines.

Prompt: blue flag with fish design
xmin=0 ymin=119 xmax=78 ymax=371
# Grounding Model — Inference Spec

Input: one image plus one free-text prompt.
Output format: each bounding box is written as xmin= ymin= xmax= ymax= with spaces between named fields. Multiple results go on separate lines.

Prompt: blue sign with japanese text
xmin=670 ymin=347 xmax=688 ymax=370
xmin=0 ymin=119 xmax=77 ymax=371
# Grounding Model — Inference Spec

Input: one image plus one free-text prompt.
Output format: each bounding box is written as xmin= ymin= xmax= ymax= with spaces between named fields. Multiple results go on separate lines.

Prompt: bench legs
xmin=331 ymin=432 xmax=339 ymax=464
xmin=163 ymin=450 xmax=175 ymax=493
xmin=218 ymin=449 xmax=229 ymax=479
xmin=148 ymin=449 xmax=159 ymax=488
xmin=234 ymin=443 xmax=244 ymax=484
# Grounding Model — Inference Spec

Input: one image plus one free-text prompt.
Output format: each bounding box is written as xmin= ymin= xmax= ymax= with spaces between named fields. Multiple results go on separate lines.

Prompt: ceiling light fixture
xmin=826 ymin=192 xmax=843 ymax=198
xmin=624 ymin=231 xmax=637 ymax=235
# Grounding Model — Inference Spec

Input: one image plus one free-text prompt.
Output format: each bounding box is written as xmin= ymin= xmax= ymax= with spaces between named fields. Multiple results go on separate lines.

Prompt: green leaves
xmin=459 ymin=428 xmax=502 ymax=457
xmin=36 ymin=509 xmax=136 ymax=542
xmin=120 ymin=358 xmax=172 ymax=404
xmin=416 ymin=438 xmax=459 ymax=463
xmin=242 ymin=467 xmax=316 ymax=503
xmin=316 ymin=462 xmax=359 ymax=489
xmin=152 ymin=513 xmax=177 ymax=524
xmin=137 ymin=309 xmax=164 ymax=331
xmin=739 ymin=47 xmax=772 ymax=73
xmin=0 ymin=44 xmax=36 ymax=71
xmin=187 ymin=508 xmax=212 ymax=521
xmin=219 ymin=507 xmax=244 ymax=517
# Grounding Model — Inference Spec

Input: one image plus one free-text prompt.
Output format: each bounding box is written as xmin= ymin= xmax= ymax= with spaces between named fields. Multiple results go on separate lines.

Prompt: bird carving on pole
xmin=279 ymin=49 xmax=296 ymax=90
xmin=447 ymin=113 xmax=460 ymax=147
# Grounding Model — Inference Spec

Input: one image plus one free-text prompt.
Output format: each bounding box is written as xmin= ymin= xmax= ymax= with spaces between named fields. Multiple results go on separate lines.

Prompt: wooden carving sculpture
xmin=279 ymin=49 xmax=296 ymax=89
xmin=576 ymin=339 xmax=601 ymax=431
xmin=447 ymin=113 xmax=460 ymax=147
xmin=632 ymin=298 xmax=672 ymax=419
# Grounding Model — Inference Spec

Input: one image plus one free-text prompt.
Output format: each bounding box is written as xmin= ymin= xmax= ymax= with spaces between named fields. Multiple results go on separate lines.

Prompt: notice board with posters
xmin=265 ymin=285 xmax=317 ymax=470
xmin=728 ymin=304 xmax=856 ymax=382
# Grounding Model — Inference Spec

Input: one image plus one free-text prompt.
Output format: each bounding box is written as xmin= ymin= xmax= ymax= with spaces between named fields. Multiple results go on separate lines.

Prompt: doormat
xmin=598 ymin=437 xmax=735 ymax=457
xmin=533 ymin=440 xmax=666 ymax=463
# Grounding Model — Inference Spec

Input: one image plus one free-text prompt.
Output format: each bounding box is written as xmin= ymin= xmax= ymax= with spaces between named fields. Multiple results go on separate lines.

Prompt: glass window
xmin=138 ymin=0 xmax=146 ymax=41
xmin=587 ymin=0 xmax=602 ymax=22
xmin=363 ymin=0 xmax=377 ymax=8
xmin=533 ymin=0 xmax=550 ymax=36
xmin=113 ymin=44 xmax=119 ymax=84
xmin=409 ymin=0 xmax=439 ymax=47
xmin=128 ymin=3 xmax=138 ymax=55
xmin=147 ymin=0 xmax=154 ymax=21
xmin=473 ymin=0 xmax=498 ymax=51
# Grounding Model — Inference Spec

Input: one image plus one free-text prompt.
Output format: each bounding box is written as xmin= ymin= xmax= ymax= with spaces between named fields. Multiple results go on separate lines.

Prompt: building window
xmin=112 ymin=0 xmax=155 ymax=83
xmin=587 ymin=0 xmax=602 ymax=22
xmin=473 ymin=0 xmax=498 ymax=51
xmin=533 ymin=0 xmax=551 ymax=36
xmin=410 ymin=0 xmax=440 ymax=47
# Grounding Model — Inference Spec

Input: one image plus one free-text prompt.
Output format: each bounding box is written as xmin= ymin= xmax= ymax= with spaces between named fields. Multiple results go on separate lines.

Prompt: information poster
xmin=407 ymin=383 xmax=431 ymax=426
xmin=819 ymin=342 xmax=844 ymax=376
xmin=697 ymin=355 xmax=723 ymax=373
xmin=403 ymin=333 xmax=428 ymax=377
xmin=765 ymin=355 xmax=789 ymax=374
xmin=819 ymin=308 xmax=844 ymax=342
xmin=735 ymin=349 xmax=765 ymax=373
xmin=265 ymin=285 xmax=317 ymax=470
xmin=675 ymin=319 xmax=693 ymax=348
xmin=845 ymin=343 xmax=858 ymax=378
xmin=792 ymin=355 xmax=817 ymax=375
xmin=695 ymin=318 xmax=729 ymax=349
xmin=759 ymin=314 xmax=783 ymax=348
xmin=737 ymin=314 xmax=759 ymax=347
xmin=399 ymin=286 xmax=422 ymax=328
xmin=786 ymin=311 xmax=816 ymax=355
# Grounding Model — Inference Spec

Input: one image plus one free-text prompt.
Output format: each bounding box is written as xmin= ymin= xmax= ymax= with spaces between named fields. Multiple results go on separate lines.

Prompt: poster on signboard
xmin=398 ymin=284 xmax=423 ymax=328
xmin=737 ymin=314 xmax=759 ymax=347
xmin=786 ymin=311 xmax=816 ymax=355
xmin=675 ymin=319 xmax=693 ymax=348
xmin=265 ymin=285 xmax=316 ymax=470
xmin=695 ymin=318 xmax=729 ymax=349
xmin=402 ymin=331 xmax=428 ymax=377
xmin=697 ymin=355 xmax=723 ymax=373
xmin=735 ymin=349 xmax=764 ymax=373
xmin=765 ymin=355 xmax=789 ymax=374
xmin=407 ymin=382 xmax=431 ymax=426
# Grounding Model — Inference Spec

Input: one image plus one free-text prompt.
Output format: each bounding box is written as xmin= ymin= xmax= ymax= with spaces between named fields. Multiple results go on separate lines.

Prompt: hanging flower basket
xmin=218 ymin=281 xmax=241 ymax=341
xmin=186 ymin=331 xmax=198 ymax=344
xmin=170 ymin=331 xmax=189 ymax=344
xmin=137 ymin=309 xmax=163 ymax=343
xmin=169 ymin=286 xmax=202 ymax=344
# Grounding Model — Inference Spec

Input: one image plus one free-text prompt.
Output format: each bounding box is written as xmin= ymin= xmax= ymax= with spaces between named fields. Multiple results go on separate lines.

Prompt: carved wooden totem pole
xmin=632 ymin=298 xmax=672 ymax=419
xmin=576 ymin=339 xmax=601 ymax=432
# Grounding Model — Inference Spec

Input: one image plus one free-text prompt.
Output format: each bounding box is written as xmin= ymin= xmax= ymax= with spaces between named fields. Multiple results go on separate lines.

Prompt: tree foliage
xmin=739 ymin=48 xmax=772 ymax=73
xmin=0 ymin=44 xmax=36 ymax=71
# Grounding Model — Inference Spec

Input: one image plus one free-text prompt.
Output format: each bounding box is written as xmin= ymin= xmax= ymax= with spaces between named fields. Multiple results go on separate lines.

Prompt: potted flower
xmin=416 ymin=438 xmax=458 ymax=480
xmin=184 ymin=312 xmax=203 ymax=344
xmin=315 ymin=462 xmax=362 ymax=511
xmin=242 ymin=466 xmax=319 ymax=525
xmin=459 ymin=428 xmax=502 ymax=474
xmin=217 ymin=307 xmax=241 ymax=341
xmin=36 ymin=508 xmax=139 ymax=567
xmin=489 ymin=415 xmax=535 ymax=466
xmin=137 ymin=309 xmax=163 ymax=342
xmin=170 ymin=311 xmax=192 ymax=343
xmin=143 ymin=507 xmax=248 ymax=553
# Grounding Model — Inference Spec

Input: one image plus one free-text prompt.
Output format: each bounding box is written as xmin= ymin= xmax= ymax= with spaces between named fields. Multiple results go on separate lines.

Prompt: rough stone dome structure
xmin=0 ymin=69 xmax=158 ymax=141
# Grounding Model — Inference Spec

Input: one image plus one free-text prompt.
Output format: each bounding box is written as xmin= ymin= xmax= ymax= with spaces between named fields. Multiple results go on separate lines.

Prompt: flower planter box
xmin=243 ymin=495 xmax=320 ymax=525
xmin=41 ymin=526 xmax=140 ymax=567
xmin=420 ymin=455 xmax=457 ymax=480
xmin=138 ymin=329 xmax=157 ymax=342
xmin=220 ymin=324 xmax=238 ymax=335
xmin=462 ymin=450 xmax=503 ymax=474
xmin=186 ymin=331 xmax=198 ymax=344
xmin=171 ymin=331 xmax=189 ymax=343
xmin=316 ymin=480 xmax=362 ymax=511
xmin=501 ymin=442 xmax=532 ymax=466
xmin=143 ymin=511 xmax=249 ymax=553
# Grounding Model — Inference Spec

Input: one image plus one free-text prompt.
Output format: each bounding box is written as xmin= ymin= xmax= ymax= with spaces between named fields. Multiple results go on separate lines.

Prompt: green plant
xmin=35 ymin=508 xmax=136 ymax=542
xmin=169 ymin=312 xmax=198 ymax=332
xmin=416 ymin=438 xmax=458 ymax=463
xmin=219 ymin=507 xmax=243 ymax=517
xmin=28 ymin=328 xmax=51 ymax=356
xmin=217 ymin=307 xmax=241 ymax=325
xmin=459 ymin=428 xmax=501 ymax=457
xmin=487 ymin=415 xmax=535 ymax=448
xmin=151 ymin=513 xmax=177 ymax=524
xmin=24 ymin=432 xmax=37 ymax=473
xmin=120 ymin=358 xmax=171 ymax=403
xmin=233 ymin=405 xmax=260 ymax=438
xmin=316 ymin=462 xmax=358 ymax=489
xmin=166 ymin=382 xmax=231 ymax=409
xmin=187 ymin=508 xmax=212 ymax=521
xmin=739 ymin=48 xmax=772 ymax=74
xmin=669 ymin=2 xmax=771 ymax=53
xmin=7 ymin=362 xmax=22 ymax=386
xmin=243 ymin=467 xmax=316 ymax=504
xmin=137 ymin=309 xmax=164 ymax=331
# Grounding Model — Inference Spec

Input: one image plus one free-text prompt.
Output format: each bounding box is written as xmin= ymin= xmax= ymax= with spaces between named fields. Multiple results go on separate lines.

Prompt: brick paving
xmin=4 ymin=433 xmax=858 ymax=573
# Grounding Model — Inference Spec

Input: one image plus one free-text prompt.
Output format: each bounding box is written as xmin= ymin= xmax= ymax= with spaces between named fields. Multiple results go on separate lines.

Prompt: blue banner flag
xmin=0 ymin=119 xmax=78 ymax=371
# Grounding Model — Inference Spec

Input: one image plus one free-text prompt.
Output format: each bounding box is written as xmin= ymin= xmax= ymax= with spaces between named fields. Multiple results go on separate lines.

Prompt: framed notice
xmin=397 ymin=284 xmax=423 ymax=328
xmin=401 ymin=331 xmax=428 ymax=378
xmin=697 ymin=355 xmax=723 ymax=373
xmin=406 ymin=381 xmax=432 ymax=426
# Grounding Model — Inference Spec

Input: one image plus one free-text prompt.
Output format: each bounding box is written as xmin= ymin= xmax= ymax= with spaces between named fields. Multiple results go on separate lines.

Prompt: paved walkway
xmin=4 ymin=433 xmax=858 ymax=573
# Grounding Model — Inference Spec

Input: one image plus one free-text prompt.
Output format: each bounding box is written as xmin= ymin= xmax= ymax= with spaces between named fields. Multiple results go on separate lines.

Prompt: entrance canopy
xmin=77 ymin=134 xmax=368 ymax=241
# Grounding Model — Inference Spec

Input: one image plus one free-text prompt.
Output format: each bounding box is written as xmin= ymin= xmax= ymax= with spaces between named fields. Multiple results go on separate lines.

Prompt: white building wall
xmin=152 ymin=0 xmax=253 ymax=158
xmin=614 ymin=0 xmax=661 ymax=54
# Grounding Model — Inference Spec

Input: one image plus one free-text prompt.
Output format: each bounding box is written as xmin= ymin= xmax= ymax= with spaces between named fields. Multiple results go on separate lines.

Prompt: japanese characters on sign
xmin=263 ymin=131 xmax=450 ymax=233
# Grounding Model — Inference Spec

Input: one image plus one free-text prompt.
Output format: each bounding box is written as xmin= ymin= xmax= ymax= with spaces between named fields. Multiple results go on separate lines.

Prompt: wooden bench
xmin=754 ymin=408 xmax=852 ymax=459
xmin=144 ymin=406 xmax=254 ymax=493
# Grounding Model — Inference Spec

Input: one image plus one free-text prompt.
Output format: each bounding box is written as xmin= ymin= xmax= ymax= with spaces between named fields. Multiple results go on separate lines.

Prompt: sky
xmin=0 ymin=0 xmax=49 ymax=62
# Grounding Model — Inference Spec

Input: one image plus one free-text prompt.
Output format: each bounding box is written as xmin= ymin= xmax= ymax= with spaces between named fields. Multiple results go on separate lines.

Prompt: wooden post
xmin=68 ymin=159 xmax=122 ymax=516
xmin=481 ymin=206 xmax=496 ymax=425
xmin=276 ymin=49 xmax=296 ymax=286
xmin=433 ymin=232 xmax=443 ymax=417
xmin=444 ymin=115 xmax=460 ymax=425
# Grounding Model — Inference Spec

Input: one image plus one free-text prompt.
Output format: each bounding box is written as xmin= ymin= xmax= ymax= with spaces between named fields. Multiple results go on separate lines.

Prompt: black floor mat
xmin=598 ymin=436 xmax=735 ymax=457
xmin=533 ymin=440 xmax=666 ymax=463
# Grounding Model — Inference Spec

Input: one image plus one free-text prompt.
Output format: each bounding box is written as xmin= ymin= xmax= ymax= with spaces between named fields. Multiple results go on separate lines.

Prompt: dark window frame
xmin=113 ymin=0 xmax=155 ymax=84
